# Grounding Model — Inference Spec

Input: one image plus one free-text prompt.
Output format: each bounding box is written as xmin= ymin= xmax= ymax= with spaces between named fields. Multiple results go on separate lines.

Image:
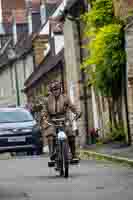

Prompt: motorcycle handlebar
xmin=45 ymin=112 xmax=81 ymax=127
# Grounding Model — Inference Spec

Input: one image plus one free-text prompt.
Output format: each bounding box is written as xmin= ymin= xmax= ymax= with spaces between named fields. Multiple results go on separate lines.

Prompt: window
xmin=0 ymin=109 xmax=33 ymax=123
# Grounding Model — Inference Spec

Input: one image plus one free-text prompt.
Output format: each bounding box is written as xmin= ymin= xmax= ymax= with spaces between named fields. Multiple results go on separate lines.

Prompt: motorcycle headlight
xmin=65 ymin=120 xmax=70 ymax=126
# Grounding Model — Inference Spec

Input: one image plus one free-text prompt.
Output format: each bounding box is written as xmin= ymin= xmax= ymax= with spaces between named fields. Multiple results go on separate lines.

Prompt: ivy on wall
xmin=81 ymin=0 xmax=126 ymax=98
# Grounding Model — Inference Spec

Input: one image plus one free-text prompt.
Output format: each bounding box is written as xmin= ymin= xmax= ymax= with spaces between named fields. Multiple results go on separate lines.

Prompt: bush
xmin=104 ymin=123 xmax=127 ymax=143
xmin=82 ymin=23 xmax=125 ymax=97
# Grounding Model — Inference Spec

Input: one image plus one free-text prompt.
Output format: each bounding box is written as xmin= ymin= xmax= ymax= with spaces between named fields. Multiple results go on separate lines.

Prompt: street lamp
xmin=7 ymin=47 xmax=20 ymax=106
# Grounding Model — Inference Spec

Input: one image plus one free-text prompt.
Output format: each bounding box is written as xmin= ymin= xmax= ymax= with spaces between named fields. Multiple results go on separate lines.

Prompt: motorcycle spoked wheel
xmin=58 ymin=140 xmax=69 ymax=178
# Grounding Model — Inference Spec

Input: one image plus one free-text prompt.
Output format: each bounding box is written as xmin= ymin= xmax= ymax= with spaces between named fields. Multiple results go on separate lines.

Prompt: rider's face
xmin=52 ymin=88 xmax=61 ymax=97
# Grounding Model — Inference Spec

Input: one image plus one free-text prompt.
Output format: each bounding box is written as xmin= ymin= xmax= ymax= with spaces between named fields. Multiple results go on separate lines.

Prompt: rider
xmin=32 ymin=80 xmax=81 ymax=160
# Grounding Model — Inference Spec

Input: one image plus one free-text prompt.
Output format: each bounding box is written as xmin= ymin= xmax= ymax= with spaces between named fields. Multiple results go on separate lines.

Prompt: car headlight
xmin=0 ymin=130 xmax=12 ymax=135
xmin=21 ymin=128 xmax=32 ymax=133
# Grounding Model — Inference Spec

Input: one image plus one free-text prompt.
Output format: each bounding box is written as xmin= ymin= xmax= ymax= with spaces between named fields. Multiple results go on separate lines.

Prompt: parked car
xmin=0 ymin=107 xmax=43 ymax=155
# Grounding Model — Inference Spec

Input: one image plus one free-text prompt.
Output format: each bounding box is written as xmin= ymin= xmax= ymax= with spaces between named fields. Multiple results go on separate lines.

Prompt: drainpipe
xmin=76 ymin=21 xmax=89 ymax=141
xmin=75 ymin=1 xmax=89 ymax=141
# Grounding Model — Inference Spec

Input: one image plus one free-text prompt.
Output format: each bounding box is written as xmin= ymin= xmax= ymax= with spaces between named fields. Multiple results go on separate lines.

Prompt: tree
xmin=81 ymin=0 xmax=126 ymax=138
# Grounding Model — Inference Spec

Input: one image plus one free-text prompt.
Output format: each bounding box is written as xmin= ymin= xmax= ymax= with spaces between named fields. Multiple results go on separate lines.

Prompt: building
xmin=0 ymin=35 xmax=34 ymax=106
xmin=50 ymin=0 xmax=94 ymax=145
xmin=24 ymin=0 xmax=94 ymax=146
xmin=0 ymin=0 xmax=62 ymax=106
xmin=24 ymin=1 xmax=65 ymax=103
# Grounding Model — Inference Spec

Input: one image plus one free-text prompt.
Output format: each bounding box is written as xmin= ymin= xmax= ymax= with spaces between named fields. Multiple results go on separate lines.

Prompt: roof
xmin=14 ymin=33 xmax=33 ymax=57
xmin=0 ymin=32 xmax=34 ymax=69
xmin=24 ymin=48 xmax=64 ymax=90
xmin=2 ymin=0 xmax=25 ymax=10
xmin=2 ymin=0 xmax=25 ymax=23
xmin=3 ymin=9 xmax=27 ymax=24
xmin=2 ymin=0 xmax=40 ymax=24
xmin=0 ymin=38 xmax=13 ymax=69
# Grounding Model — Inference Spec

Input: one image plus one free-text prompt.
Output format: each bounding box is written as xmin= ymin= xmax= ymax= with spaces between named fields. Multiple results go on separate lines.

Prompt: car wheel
xmin=35 ymin=148 xmax=42 ymax=155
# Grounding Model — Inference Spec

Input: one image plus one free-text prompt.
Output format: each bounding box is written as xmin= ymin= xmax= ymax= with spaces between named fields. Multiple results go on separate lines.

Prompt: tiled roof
xmin=3 ymin=9 xmax=27 ymax=24
xmin=0 ymin=33 xmax=33 ymax=69
xmin=2 ymin=0 xmax=40 ymax=24
xmin=15 ymin=10 xmax=27 ymax=24
xmin=14 ymin=33 xmax=33 ymax=57
xmin=2 ymin=0 xmax=25 ymax=10
xmin=0 ymin=38 xmax=13 ymax=68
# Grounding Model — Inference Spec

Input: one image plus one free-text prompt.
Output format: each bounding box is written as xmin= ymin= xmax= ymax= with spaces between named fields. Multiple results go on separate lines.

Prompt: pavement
xmin=80 ymin=143 xmax=133 ymax=166
xmin=0 ymin=156 xmax=133 ymax=199
xmin=1 ymin=142 xmax=133 ymax=167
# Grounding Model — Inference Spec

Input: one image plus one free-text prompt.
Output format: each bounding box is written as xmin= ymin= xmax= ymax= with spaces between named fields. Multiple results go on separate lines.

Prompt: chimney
xmin=26 ymin=0 xmax=33 ymax=35
xmin=40 ymin=0 xmax=47 ymax=25
xmin=12 ymin=10 xmax=17 ymax=45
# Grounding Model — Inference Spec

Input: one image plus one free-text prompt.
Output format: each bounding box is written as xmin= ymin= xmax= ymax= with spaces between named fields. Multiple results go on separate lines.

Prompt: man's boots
xmin=68 ymin=136 xmax=76 ymax=159
xmin=47 ymin=136 xmax=56 ymax=161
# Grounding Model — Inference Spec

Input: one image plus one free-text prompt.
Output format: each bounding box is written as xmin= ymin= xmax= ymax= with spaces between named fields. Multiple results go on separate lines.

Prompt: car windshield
xmin=0 ymin=109 xmax=33 ymax=123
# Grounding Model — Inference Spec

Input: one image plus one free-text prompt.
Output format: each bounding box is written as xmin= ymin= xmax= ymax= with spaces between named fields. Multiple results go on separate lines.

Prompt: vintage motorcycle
xmin=47 ymin=117 xmax=79 ymax=178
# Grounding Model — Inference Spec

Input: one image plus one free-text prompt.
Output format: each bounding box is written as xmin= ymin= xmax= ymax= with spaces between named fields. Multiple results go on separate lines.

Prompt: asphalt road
xmin=0 ymin=156 xmax=132 ymax=200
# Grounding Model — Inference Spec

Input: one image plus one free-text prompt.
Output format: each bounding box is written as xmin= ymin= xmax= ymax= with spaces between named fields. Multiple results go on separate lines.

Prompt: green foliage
xmin=81 ymin=0 xmax=126 ymax=97
xmin=82 ymin=24 xmax=125 ymax=96
xmin=81 ymin=0 xmax=114 ymax=35
xmin=106 ymin=123 xmax=127 ymax=142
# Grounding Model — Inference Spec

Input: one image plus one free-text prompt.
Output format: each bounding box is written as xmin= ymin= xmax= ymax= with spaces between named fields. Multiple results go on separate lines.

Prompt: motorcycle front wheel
xmin=59 ymin=140 xmax=69 ymax=178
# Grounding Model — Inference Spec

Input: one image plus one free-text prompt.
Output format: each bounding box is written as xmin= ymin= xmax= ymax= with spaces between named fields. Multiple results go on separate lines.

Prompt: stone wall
xmin=125 ymin=25 xmax=133 ymax=142
xmin=63 ymin=18 xmax=92 ymax=146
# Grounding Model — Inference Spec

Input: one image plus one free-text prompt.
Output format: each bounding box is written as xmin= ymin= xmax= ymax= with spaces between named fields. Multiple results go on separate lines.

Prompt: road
xmin=0 ymin=156 xmax=132 ymax=200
